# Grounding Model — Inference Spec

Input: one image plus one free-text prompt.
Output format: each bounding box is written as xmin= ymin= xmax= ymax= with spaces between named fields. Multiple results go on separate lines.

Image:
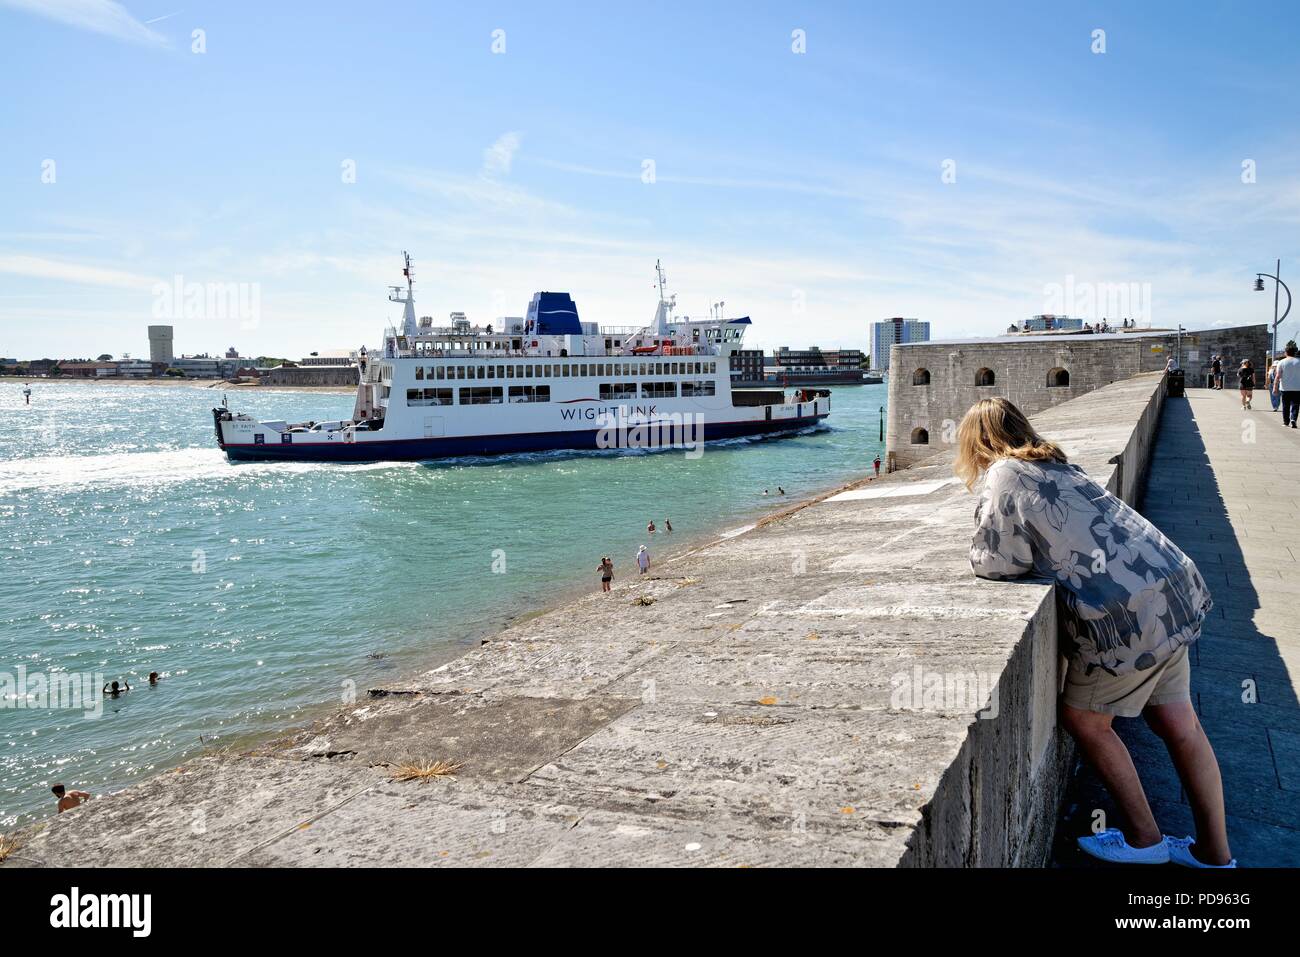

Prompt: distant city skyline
xmin=2 ymin=1 xmax=1299 ymax=359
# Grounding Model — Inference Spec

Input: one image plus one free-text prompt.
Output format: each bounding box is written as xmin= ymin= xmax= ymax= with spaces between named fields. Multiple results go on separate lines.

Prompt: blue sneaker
xmin=1167 ymin=835 xmax=1236 ymax=868
xmin=1077 ymin=828 xmax=1170 ymax=864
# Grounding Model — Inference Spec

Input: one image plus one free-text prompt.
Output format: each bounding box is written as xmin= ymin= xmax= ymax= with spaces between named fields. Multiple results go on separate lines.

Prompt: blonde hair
xmin=953 ymin=397 xmax=1067 ymax=490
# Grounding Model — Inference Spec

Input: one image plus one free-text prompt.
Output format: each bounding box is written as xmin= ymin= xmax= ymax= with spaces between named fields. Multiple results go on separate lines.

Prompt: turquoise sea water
xmin=0 ymin=379 xmax=886 ymax=827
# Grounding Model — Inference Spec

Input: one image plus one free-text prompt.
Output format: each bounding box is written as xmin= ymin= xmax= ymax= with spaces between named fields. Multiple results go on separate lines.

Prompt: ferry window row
xmin=407 ymin=379 xmax=716 ymax=407
xmin=406 ymin=386 xmax=553 ymax=406
xmin=412 ymin=360 xmax=718 ymax=381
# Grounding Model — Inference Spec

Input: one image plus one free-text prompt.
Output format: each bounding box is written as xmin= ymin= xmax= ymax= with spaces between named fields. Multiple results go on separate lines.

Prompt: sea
xmin=0 ymin=379 xmax=886 ymax=828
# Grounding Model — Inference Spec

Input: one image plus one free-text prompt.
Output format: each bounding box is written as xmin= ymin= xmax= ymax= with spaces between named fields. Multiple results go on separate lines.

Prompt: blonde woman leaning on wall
xmin=955 ymin=397 xmax=1234 ymax=868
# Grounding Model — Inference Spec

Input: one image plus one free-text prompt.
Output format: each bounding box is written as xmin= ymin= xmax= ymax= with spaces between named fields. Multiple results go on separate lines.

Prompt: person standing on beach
xmin=873 ymin=455 xmax=881 ymax=476
xmin=1237 ymin=360 xmax=1255 ymax=410
xmin=1274 ymin=341 xmax=1300 ymax=428
xmin=636 ymin=545 xmax=650 ymax=575
xmin=51 ymin=784 xmax=91 ymax=813
xmin=597 ymin=556 xmax=613 ymax=592
xmin=957 ymin=397 xmax=1232 ymax=868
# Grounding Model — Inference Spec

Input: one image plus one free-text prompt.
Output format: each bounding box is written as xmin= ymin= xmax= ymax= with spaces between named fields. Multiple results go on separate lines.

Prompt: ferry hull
xmin=220 ymin=413 xmax=829 ymax=463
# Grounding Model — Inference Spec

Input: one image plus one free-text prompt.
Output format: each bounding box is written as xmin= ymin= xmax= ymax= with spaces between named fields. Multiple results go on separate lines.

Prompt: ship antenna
xmin=402 ymin=250 xmax=414 ymax=293
xmin=655 ymin=259 xmax=666 ymax=302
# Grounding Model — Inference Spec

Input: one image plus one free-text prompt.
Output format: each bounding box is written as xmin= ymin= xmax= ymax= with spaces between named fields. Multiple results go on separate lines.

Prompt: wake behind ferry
xmin=214 ymin=255 xmax=830 ymax=462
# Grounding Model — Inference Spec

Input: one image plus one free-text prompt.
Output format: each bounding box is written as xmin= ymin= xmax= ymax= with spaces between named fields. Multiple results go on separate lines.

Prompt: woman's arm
xmin=970 ymin=464 xmax=1035 ymax=580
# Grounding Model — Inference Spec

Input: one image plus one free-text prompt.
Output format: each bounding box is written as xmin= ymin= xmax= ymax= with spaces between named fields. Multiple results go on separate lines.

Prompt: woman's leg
xmin=1142 ymin=700 xmax=1232 ymax=865
xmin=1061 ymin=704 xmax=1163 ymax=847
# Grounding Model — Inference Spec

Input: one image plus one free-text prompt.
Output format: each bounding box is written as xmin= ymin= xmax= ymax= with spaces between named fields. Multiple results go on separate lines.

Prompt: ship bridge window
xmin=975 ymin=368 xmax=996 ymax=387
xmin=911 ymin=427 xmax=929 ymax=445
xmin=641 ymin=381 xmax=677 ymax=399
xmin=912 ymin=368 xmax=930 ymax=386
xmin=509 ymin=385 xmax=550 ymax=403
xmin=1047 ymin=367 xmax=1070 ymax=387
xmin=682 ymin=380 xmax=716 ymax=397
xmin=600 ymin=382 xmax=638 ymax=400
xmin=460 ymin=386 xmax=503 ymax=405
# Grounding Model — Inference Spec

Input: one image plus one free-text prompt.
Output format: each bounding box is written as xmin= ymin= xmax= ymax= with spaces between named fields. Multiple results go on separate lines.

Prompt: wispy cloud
xmin=482 ymin=131 xmax=522 ymax=177
xmin=0 ymin=254 xmax=160 ymax=290
xmin=1 ymin=0 xmax=169 ymax=47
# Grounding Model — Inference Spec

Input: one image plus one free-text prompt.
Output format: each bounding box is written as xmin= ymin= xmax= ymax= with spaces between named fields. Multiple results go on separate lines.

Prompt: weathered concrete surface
xmin=1056 ymin=388 xmax=1300 ymax=866
xmin=2 ymin=373 xmax=1168 ymax=868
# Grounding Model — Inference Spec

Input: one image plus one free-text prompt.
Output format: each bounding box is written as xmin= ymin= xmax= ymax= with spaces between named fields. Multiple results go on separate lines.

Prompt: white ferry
xmin=213 ymin=255 xmax=830 ymax=462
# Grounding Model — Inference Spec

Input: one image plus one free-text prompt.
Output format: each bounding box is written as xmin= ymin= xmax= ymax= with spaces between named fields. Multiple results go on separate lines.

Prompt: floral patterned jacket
xmin=970 ymin=458 xmax=1212 ymax=676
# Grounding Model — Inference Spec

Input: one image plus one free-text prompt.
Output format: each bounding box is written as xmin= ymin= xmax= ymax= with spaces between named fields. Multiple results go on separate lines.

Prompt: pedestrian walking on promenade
xmin=1210 ymin=355 xmax=1223 ymax=389
xmin=1238 ymin=360 xmax=1255 ymax=410
xmin=956 ymin=397 xmax=1234 ymax=868
xmin=1274 ymin=341 xmax=1300 ymax=428
xmin=1266 ymin=359 xmax=1282 ymax=412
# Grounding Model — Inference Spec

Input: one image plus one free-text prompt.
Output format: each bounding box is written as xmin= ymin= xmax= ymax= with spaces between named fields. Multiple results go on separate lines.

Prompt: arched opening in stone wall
xmin=912 ymin=368 xmax=931 ymax=386
xmin=975 ymin=367 xmax=995 ymax=387
xmin=910 ymin=427 xmax=929 ymax=445
xmin=1047 ymin=367 xmax=1070 ymax=387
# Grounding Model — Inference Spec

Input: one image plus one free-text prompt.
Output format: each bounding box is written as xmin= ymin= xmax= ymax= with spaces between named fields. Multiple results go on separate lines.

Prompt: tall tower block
xmin=148 ymin=325 xmax=174 ymax=364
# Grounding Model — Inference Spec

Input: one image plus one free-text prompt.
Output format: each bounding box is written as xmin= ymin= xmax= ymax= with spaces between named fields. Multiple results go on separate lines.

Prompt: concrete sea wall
xmin=4 ymin=374 xmax=1167 ymax=868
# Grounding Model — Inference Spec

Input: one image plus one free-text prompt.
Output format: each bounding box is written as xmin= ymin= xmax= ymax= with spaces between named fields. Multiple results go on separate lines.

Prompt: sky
xmin=2 ymin=0 xmax=1299 ymax=361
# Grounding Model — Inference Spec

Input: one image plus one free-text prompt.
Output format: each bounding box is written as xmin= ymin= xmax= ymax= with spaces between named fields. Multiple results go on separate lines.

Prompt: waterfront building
xmin=1020 ymin=314 xmax=1084 ymax=332
xmin=885 ymin=323 xmax=1269 ymax=470
xmin=871 ymin=318 xmax=930 ymax=373
xmin=729 ymin=348 xmax=765 ymax=386
xmin=116 ymin=359 xmax=154 ymax=378
xmin=148 ymin=325 xmax=174 ymax=364
xmin=764 ymin=346 xmax=866 ymax=384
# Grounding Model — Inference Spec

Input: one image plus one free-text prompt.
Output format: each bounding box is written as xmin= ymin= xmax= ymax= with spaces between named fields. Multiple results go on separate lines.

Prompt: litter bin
xmin=1167 ymin=369 xmax=1185 ymax=397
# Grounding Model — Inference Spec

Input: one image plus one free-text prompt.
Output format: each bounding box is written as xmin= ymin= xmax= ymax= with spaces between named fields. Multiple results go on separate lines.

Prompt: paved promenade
xmin=1057 ymin=388 xmax=1300 ymax=866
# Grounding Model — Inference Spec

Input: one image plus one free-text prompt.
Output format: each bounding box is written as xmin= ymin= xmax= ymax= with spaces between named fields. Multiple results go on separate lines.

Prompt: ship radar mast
xmin=388 ymin=251 xmax=418 ymax=340
xmin=652 ymin=259 xmax=676 ymax=334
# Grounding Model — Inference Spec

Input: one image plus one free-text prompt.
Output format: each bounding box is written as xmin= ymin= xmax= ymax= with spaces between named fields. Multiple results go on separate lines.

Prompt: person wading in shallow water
xmin=596 ymin=556 xmax=614 ymax=593
xmin=956 ymin=397 xmax=1234 ymax=868
xmin=51 ymin=784 xmax=91 ymax=813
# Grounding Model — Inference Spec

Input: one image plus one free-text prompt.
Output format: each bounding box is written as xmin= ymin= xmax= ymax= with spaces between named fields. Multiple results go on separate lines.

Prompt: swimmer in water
xmin=52 ymin=784 xmax=91 ymax=813
xmin=148 ymin=672 xmax=160 ymax=686
xmin=102 ymin=679 xmax=131 ymax=697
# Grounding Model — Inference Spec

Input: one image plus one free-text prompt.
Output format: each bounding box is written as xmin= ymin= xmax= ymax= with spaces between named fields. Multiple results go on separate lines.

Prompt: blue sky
xmin=2 ymin=0 xmax=1299 ymax=360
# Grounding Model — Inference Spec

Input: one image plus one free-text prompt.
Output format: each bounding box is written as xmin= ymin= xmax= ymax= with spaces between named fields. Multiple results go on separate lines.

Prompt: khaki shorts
xmin=1062 ymin=645 xmax=1191 ymax=718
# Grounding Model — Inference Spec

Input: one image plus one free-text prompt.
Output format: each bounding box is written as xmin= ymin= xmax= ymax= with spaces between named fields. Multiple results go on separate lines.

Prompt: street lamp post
xmin=1254 ymin=259 xmax=1292 ymax=364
